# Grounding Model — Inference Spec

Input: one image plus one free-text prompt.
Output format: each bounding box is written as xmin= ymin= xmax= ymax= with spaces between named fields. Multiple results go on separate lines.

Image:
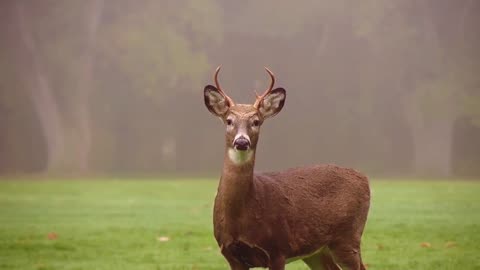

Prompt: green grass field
xmin=0 ymin=179 xmax=479 ymax=270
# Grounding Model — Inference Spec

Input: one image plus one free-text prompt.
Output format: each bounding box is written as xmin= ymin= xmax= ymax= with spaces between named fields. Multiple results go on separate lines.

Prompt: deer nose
xmin=233 ymin=137 xmax=251 ymax=151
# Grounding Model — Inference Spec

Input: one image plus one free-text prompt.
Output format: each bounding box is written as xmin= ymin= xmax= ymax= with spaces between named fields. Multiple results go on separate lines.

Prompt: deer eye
xmin=252 ymin=119 xmax=260 ymax=127
xmin=226 ymin=119 xmax=233 ymax=126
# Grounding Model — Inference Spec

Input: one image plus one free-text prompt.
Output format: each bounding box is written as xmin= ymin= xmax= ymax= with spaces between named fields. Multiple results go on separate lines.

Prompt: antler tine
xmin=214 ymin=66 xmax=235 ymax=106
xmin=254 ymin=67 xmax=276 ymax=108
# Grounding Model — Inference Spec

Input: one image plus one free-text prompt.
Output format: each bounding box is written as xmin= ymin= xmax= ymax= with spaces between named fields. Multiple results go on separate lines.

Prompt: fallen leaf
xmin=376 ymin=243 xmax=384 ymax=250
xmin=420 ymin=242 xmax=431 ymax=248
xmin=35 ymin=263 xmax=47 ymax=270
xmin=444 ymin=241 xmax=457 ymax=248
xmin=47 ymin=232 xmax=58 ymax=240
xmin=157 ymin=236 xmax=170 ymax=242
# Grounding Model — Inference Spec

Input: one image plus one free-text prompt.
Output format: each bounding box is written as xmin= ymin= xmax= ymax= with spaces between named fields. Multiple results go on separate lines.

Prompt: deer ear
xmin=258 ymin=88 xmax=286 ymax=119
xmin=204 ymin=85 xmax=230 ymax=116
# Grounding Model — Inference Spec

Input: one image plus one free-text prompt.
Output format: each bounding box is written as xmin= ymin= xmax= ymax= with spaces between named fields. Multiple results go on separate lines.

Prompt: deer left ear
xmin=258 ymin=88 xmax=286 ymax=119
xmin=204 ymin=85 xmax=231 ymax=117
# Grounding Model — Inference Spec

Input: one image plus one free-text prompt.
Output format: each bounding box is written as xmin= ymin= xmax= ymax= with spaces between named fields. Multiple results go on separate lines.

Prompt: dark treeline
xmin=0 ymin=0 xmax=479 ymax=177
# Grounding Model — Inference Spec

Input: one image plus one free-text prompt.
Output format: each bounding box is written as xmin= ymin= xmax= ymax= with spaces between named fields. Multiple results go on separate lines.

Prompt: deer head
xmin=204 ymin=67 xmax=286 ymax=165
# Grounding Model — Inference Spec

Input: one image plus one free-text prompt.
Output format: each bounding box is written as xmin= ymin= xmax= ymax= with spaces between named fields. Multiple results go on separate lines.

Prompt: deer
xmin=203 ymin=66 xmax=370 ymax=270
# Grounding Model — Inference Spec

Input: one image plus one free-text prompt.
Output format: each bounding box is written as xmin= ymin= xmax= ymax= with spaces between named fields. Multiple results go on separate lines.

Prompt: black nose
xmin=234 ymin=137 xmax=250 ymax=151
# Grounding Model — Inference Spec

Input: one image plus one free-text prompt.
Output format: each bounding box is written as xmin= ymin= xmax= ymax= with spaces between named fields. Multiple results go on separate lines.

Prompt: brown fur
xmin=204 ymin=71 xmax=370 ymax=270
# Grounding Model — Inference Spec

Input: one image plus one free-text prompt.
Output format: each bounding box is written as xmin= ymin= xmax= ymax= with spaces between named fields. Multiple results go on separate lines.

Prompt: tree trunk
xmin=15 ymin=2 xmax=65 ymax=172
xmin=408 ymin=110 xmax=454 ymax=177
xmin=72 ymin=0 xmax=104 ymax=173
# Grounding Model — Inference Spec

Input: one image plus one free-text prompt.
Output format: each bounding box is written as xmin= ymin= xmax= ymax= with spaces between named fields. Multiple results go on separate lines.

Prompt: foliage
xmin=1 ymin=0 xmax=479 ymax=176
xmin=99 ymin=0 xmax=221 ymax=99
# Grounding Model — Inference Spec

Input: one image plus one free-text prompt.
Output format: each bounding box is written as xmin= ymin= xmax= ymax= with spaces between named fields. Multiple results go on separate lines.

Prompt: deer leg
xmin=303 ymin=249 xmax=341 ymax=270
xmin=269 ymin=256 xmax=286 ymax=270
xmin=225 ymin=258 xmax=249 ymax=270
xmin=329 ymin=243 xmax=364 ymax=270
xmin=221 ymin=248 xmax=249 ymax=270
xmin=359 ymin=251 xmax=366 ymax=270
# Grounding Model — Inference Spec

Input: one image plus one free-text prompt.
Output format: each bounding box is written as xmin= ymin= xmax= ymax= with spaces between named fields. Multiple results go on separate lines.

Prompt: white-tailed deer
xmin=204 ymin=67 xmax=370 ymax=270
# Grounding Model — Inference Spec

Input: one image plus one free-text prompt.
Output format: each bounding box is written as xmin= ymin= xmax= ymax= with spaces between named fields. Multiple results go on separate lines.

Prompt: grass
xmin=0 ymin=179 xmax=479 ymax=270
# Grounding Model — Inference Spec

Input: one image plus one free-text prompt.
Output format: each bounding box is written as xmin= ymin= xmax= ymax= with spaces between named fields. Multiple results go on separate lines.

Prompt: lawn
xmin=0 ymin=179 xmax=478 ymax=270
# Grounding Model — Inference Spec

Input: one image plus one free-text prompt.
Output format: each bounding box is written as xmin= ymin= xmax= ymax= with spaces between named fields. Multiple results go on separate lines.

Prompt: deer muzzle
xmin=233 ymin=135 xmax=251 ymax=151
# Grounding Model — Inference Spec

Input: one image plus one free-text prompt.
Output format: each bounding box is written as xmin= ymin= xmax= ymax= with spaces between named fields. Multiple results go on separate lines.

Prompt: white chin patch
xmin=228 ymin=148 xmax=253 ymax=165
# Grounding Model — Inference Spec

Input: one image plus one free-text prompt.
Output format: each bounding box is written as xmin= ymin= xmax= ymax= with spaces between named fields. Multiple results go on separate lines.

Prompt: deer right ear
xmin=204 ymin=85 xmax=230 ymax=117
xmin=258 ymin=87 xmax=286 ymax=119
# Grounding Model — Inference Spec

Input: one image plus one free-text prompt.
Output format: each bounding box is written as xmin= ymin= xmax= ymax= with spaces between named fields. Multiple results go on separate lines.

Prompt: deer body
xmin=204 ymin=67 xmax=370 ymax=270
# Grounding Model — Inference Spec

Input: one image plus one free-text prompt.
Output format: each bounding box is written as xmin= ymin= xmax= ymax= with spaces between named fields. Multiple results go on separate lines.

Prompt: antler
xmin=214 ymin=66 xmax=235 ymax=106
xmin=253 ymin=67 xmax=275 ymax=108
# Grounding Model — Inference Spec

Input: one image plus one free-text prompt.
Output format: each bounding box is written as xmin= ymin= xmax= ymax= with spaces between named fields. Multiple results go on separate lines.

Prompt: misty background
xmin=0 ymin=0 xmax=479 ymax=178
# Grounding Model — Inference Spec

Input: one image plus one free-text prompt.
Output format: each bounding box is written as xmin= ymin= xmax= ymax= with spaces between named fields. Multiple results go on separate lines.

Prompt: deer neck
xmin=218 ymin=147 xmax=256 ymax=210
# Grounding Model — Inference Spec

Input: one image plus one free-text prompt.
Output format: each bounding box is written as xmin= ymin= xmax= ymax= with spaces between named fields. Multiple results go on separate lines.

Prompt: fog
xmin=1 ymin=0 xmax=479 ymax=178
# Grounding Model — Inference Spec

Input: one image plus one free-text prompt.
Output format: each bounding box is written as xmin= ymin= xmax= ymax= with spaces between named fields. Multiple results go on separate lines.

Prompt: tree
xmin=14 ymin=1 xmax=66 ymax=171
xmin=94 ymin=0 xmax=223 ymax=172
xmin=352 ymin=0 xmax=480 ymax=176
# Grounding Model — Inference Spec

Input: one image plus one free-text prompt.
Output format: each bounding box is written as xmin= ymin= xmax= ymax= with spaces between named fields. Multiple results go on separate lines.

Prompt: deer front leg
xmin=221 ymin=246 xmax=250 ymax=270
xmin=223 ymin=255 xmax=249 ymax=270
xmin=269 ymin=256 xmax=286 ymax=270
xmin=227 ymin=260 xmax=249 ymax=270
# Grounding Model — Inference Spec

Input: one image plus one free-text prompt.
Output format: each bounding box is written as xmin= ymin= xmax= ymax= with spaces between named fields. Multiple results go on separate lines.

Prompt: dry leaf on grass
xmin=444 ymin=241 xmax=457 ymax=248
xmin=35 ymin=263 xmax=47 ymax=270
xmin=47 ymin=232 xmax=58 ymax=240
xmin=376 ymin=243 xmax=384 ymax=250
xmin=420 ymin=242 xmax=431 ymax=248
xmin=157 ymin=236 xmax=170 ymax=242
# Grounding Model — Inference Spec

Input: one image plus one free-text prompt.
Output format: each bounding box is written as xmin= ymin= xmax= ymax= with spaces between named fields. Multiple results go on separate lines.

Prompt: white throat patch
xmin=228 ymin=148 xmax=253 ymax=165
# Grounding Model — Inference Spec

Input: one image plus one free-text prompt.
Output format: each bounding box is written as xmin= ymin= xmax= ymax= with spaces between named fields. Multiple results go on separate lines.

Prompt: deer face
xmin=204 ymin=67 xmax=286 ymax=164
